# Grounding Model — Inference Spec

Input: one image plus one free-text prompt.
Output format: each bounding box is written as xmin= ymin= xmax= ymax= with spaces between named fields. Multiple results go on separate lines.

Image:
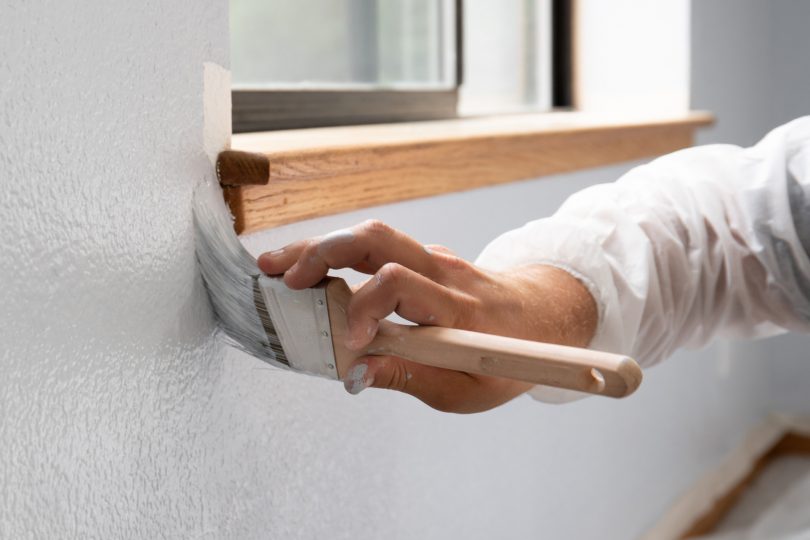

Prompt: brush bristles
xmin=192 ymin=180 xmax=289 ymax=367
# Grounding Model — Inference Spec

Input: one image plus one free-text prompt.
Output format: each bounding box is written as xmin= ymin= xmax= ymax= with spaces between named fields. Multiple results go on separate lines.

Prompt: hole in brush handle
xmin=589 ymin=368 xmax=606 ymax=393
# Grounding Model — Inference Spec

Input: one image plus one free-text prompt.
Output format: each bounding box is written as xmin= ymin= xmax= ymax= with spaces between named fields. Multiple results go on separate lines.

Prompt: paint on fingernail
xmin=343 ymin=363 xmax=372 ymax=395
xmin=375 ymin=273 xmax=383 ymax=286
xmin=423 ymin=245 xmax=433 ymax=255
xmin=318 ymin=229 xmax=355 ymax=255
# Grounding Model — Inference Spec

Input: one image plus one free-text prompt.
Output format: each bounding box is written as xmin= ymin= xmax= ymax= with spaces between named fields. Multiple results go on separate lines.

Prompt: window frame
xmin=232 ymin=88 xmax=460 ymax=133
xmin=231 ymin=0 xmax=464 ymax=133
xmin=230 ymin=0 xmax=572 ymax=134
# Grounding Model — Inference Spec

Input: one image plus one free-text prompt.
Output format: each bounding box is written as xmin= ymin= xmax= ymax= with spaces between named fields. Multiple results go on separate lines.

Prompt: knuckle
xmin=360 ymin=219 xmax=392 ymax=238
xmin=433 ymin=252 xmax=474 ymax=281
xmin=381 ymin=360 xmax=411 ymax=392
xmin=378 ymin=262 xmax=405 ymax=285
xmin=443 ymin=254 xmax=471 ymax=272
xmin=426 ymin=244 xmax=454 ymax=256
xmin=299 ymin=239 xmax=320 ymax=261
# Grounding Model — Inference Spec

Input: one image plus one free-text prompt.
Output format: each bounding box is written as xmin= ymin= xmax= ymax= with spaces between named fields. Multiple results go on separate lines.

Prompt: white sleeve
xmin=476 ymin=117 xmax=810 ymax=403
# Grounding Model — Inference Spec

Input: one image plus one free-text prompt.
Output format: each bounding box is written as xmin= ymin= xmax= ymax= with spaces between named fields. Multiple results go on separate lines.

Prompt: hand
xmin=257 ymin=220 xmax=597 ymax=413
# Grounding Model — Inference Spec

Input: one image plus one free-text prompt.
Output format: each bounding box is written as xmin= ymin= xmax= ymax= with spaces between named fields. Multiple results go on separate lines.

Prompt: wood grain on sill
xmin=221 ymin=111 xmax=714 ymax=234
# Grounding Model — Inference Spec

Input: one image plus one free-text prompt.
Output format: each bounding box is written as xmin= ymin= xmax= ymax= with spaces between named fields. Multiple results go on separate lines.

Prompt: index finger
xmin=259 ymin=220 xmax=440 ymax=289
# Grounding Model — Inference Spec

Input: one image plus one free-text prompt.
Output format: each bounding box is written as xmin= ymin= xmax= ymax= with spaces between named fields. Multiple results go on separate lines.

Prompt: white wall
xmin=575 ymin=0 xmax=691 ymax=114
xmin=1 ymin=1 xmax=807 ymax=539
xmin=759 ymin=1 xmax=810 ymax=417
xmin=692 ymin=0 xmax=810 ymax=147
xmin=0 ymin=1 xmax=230 ymax=538
xmin=691 ymin=0 xmax=810 ymax=420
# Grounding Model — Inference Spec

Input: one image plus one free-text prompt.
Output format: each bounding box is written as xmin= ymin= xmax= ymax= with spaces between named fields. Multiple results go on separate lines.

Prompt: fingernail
xmin=260 ymin=250 xmax=284 ymax=264
xmin=343 ymin=363 xmax=372 ymax=395
xmin=258 ymin=252 xmax=282 ymax=274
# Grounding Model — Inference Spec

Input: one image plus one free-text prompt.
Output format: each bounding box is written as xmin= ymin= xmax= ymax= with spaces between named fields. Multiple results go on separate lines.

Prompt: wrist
xmin=494 ymin=264 xmax=598 ymax=347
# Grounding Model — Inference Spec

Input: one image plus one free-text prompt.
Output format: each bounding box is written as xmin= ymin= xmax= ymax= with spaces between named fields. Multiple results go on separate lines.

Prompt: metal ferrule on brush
xmin=256 ymin=276 xmax=339 ymax=379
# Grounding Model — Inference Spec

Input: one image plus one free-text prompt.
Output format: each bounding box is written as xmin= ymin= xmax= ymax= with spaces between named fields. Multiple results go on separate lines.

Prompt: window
xmin=222 ymin=0 xmax=706 ymax=234
xmin=230 ymin=0 xmax=572 ymax=132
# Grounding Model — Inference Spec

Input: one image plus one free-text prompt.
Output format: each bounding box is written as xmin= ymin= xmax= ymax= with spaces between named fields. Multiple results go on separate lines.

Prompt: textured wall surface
xmin=0 ymin=1 xmax=230 ymax=538
xmin=0 ymin=1 xmax=807 ymax=539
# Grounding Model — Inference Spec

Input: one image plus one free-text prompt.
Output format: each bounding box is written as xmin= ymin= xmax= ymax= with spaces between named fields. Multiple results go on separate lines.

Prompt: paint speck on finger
xmin=318 ymin=229 xmax=356 ymax=255
xmin=343 ymin=363 xmax=372 ymax=395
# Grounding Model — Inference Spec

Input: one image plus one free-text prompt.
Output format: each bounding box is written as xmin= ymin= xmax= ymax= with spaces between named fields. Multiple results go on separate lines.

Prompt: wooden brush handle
xmin=368 ymin=323 xmax=641 ymax=398
xmin=325 ymin=278 xmax=642 ymax=398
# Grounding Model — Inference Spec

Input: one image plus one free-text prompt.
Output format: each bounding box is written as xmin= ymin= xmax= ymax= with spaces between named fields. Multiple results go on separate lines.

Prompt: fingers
xmin=342 ymin=356 xmax=533 ymax=414
xmin=258 ymin=220 xmax=439 ymax=289
xmin=256 ymin=239 xmax=309 ymax=275
xmin=344 ymin=263 xmax=477 ymax=350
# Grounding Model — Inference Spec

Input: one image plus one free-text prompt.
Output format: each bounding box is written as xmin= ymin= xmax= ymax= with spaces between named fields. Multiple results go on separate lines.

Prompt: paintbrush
xmin=193 ymin=180 xmax=642 ymax=398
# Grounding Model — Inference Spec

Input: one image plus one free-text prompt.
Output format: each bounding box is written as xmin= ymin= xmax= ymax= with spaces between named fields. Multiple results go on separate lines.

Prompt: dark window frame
xmin=551 ymin=0 xmax=573 ymax=108
xmin=232 ymin=88 xmax=460 ymax=133
xmin=231 ymin=0 xmax=570 ymax=133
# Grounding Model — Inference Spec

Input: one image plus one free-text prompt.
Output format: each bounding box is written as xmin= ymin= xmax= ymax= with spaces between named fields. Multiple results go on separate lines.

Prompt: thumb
xmin=341 ymin=355 xmax=526 ymax=413
xmin=342 ymin=355 xmax=421 ymax=395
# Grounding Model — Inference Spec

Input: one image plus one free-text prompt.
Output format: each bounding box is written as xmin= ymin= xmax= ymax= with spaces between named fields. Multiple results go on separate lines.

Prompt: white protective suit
xmin=477 ymin=117 xmax=810 ymax=403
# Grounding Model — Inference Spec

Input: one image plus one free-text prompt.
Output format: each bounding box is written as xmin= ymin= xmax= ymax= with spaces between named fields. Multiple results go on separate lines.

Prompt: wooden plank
xmin=640 ymin=420 xmax=787 ymax=540
xmin=223 ymin=112 xmax=713 ymax=234
xmin=681 ymin=430 xmax=810 ymax=538
xmin=681 ymin=457 xmax=773 ymax=538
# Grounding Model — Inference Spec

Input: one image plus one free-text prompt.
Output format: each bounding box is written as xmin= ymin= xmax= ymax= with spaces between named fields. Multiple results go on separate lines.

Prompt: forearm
xmin=479 ymin=117 xmax=810 ymax=375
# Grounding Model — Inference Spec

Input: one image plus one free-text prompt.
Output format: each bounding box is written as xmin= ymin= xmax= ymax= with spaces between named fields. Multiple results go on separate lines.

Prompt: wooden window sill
xmin=221 ymin=111 xmax=714 ymax=234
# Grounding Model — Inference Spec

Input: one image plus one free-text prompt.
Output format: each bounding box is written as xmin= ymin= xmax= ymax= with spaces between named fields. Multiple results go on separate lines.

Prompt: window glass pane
xmin=460 ymin=0 xmax=552 ymax=114
xmin=231 ymin=0 xmax=456 ymax=89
